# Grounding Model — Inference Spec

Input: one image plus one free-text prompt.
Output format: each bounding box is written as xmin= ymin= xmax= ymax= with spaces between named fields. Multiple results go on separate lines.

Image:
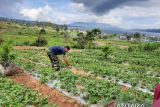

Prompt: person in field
xmin=47 ymin=46 xmax=70 ymax=71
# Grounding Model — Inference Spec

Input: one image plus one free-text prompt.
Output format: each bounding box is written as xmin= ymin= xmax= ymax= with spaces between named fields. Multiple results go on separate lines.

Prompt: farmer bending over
xmin=47 ymin=46 xmax=70 ymax=71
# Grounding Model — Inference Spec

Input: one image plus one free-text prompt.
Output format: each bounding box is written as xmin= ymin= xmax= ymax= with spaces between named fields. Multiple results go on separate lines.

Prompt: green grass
xmin=0 ymin=24 xmax=75 ymax=47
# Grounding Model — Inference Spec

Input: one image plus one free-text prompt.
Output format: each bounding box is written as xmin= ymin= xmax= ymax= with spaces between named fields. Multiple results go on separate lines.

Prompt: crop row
xmin=13 ymin=49 xmax=159 ymax=91
xmin=0 ymin=75 xmax=56 ymax=106
xmin=68 ymin=50 xmax=159 ymax=91
xmin=13 ymin=49 xmax=153 ymax=106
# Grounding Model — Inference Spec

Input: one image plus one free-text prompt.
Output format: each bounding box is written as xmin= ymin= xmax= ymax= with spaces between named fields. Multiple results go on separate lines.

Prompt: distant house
xmin=119 ymin=36 xmax=127 ymax=40
xmin=130 ymin=38 xmax=137 ymax=41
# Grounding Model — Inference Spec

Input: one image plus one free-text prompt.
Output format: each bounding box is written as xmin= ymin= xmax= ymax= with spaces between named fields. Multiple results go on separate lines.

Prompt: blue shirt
xmin=49 ymin=46 xmax=66 ymax=55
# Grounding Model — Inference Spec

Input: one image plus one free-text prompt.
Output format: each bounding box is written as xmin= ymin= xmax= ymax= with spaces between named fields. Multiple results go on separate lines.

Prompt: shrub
xmin=128 ymin=42 xmax=160 ymax=52
xmin=33 ymin=37 xmax=47 ymax=46
xmin=102 ymin=35 xmax=108 ymax=39
xmin=154 ymin=48 xmax=160 ymax=55
xmin=102 ymin=46 xmax=112 ymax=59
xmin=39 ymin=28 xmax=46 ymax=34
xmin=143 ymin=42 xmax=160 ymax=51
xmin=14 ymin=41 xmax=32 ymax=46
xmin=23 ymin=41 xmax=31 ymax=46
xmin=76 ymin=32 xmax=87 ymax=49
xmin=0 ymin=38 xmax=4 ymax=44
xmin=72 ymin=44 xmax=85 ymax=49
xmin=0 ymin=41 xmax=15 ymax=65
xmin=72 ymin=38 xmax=77 ymax=41
xmin=128 ymin=46 xmax=136 ymax=52
xmin=18 ymin=31 xmax=22 ymax=35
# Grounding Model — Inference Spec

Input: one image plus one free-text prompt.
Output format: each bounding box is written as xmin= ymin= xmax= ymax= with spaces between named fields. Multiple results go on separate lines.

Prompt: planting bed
xmin=11 ymin=48 xmax=158 ymax=106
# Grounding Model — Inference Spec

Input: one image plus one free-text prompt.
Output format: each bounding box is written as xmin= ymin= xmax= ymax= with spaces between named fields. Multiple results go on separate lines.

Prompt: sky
xmin=0 ymin=0 xmax=160 ymax=29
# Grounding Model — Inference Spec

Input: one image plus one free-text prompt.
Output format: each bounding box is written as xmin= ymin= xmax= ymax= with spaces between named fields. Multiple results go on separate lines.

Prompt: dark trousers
xmin=47 ymin=51 xmax=60 ymax=71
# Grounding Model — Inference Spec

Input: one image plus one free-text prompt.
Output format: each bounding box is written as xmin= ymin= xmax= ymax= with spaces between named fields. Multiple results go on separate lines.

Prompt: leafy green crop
xmin=0 ymin=76 xmax=57 ymax=107
xmin=11 ymin=47 xmax=157 ymax=106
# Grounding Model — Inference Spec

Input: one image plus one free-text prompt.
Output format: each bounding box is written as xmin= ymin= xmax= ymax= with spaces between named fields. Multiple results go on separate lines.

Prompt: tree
xmin=33 ymin=28 xmax=47 ymax=46
xmin=91 ymin=28 xmax=101 ymax=38
xmin=86 ymin=31 xmax=95 ymax=48
xmin=133 ymin=32 xmax=141 ymax=41
xmin=64 ymin=31 xmax=69 ymax=43
xmin=124 ymin=33 xmax=131 ymax=41
xmin=102 ymin=46 xmax=112 ymax=59
xmin=0 ymin=38 xmax=4 ymax=44
xmin=39 ymin=28 xmax=46 ymax=35
xmin=34 ymin=37 xmax=47 ymax=47
xmin=76 ymin=32 xmax=87 ymax=48
xmin=63 ymin=24 xmax=68 ymax=31
xmin=0 ymin=41 xmax=15 ymax=66
xmin=55 ymin=26 xmax=60 ymax=33
xmin=62 ymin=25 xmax=68 ymax=43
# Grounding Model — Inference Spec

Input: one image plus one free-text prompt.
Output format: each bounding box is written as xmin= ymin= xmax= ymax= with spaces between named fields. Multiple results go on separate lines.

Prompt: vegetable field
xmin=10 ymin=44 xmax=160 ymax=106
xmin=0 ymin=75 xmax=56 ymax=106
xmin=0 ymin=22 xmax=160 ymax=107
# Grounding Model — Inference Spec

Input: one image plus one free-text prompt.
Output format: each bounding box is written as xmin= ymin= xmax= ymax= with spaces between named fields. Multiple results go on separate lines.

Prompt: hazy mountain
xmin=134 ymin=29 xmax=160 ymax=33
xmin=68 ymin=22 xmax=160 ymax=36
xmin=68 ymin=22 xmax=122 ymax=30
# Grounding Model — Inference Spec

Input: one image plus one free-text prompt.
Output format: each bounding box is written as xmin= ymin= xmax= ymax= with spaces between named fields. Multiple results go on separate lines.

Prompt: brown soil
xmin=13 ymin=46 xmax=45 ymax=50
xmin=94 ymin=41 xmax=106 ymax=46
xmin=70 ymin=67 xmax=90 ymax=77
xmin=13 ymin=46 xmax=83 ymax=52
xmin=117 ymin=45 xmax=128 ymax=49
xmin=9 ymin=71 xmax=86 ymax=107
xmin=69 ymin=49 xmax=83 ymax=52
xmin=120 ymin=85 xmax=129 ymax=92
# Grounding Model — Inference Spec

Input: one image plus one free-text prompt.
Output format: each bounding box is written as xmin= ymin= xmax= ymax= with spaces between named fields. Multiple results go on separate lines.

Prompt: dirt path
xmin=70 ymin=67 xmax=90 ymax=77
xmin=94 ymin=41 xmax=106 ymax=46
xmin=9 ymin=72 xmax=85 ymax=107
xmin=13 ymin=46 xmax=45 ymax=50
xmin=69 ymin=49 xmax=84 ymax=52
xmin=13 ymin=46 xmax=84 ymax=52
xmin=117 ymin=45 xmax=128 ymax=49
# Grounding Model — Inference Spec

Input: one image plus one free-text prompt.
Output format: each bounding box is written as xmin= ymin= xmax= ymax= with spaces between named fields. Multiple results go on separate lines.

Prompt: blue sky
xmin=0 ymin=0 xmax=160 ymax=29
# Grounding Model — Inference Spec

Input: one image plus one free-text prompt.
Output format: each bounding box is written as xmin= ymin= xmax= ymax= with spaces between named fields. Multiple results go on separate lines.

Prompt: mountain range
xmin=0 ymin=16 xmax=159 ymax=36
xmin=68 ymin=22 xmax=160 ymax=36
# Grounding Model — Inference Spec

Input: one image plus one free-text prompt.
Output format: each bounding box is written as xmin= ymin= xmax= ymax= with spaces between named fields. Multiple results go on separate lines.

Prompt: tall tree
xmin=63 ymin=24 xmax=68 ymax=31
xmin=76 ymin=32 xmax=87 ymax=48
xmin=124 ymin=33 xmax=131 ymax=41
xmin=86 ymin=31 xmax=95 ymax=48
xmin=55 ymin=26 xmax=60 ymax=33
xmin=133 ymin=32 xmax=141 ymax=41
xmin=92 ymin=28 xmax=101 ymax=38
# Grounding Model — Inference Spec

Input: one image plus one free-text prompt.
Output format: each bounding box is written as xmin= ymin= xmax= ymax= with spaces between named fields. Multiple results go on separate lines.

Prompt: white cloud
xmin=1 ymin=0 xmax=160 ymax=29
xmin=69 ymin=0 xmax=160 ymax=29
xmin=20 ymin=8 xmax=41 ymax=20
xmin=70 ymin=2 xmax=86 ymax=12
xmin=20 ymin=5 xmax=79 ymax=24
xmin=20 ymin=5 xmax=52 ymax=21
xmin=18 ymin=0 xmax=160 ymax=29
